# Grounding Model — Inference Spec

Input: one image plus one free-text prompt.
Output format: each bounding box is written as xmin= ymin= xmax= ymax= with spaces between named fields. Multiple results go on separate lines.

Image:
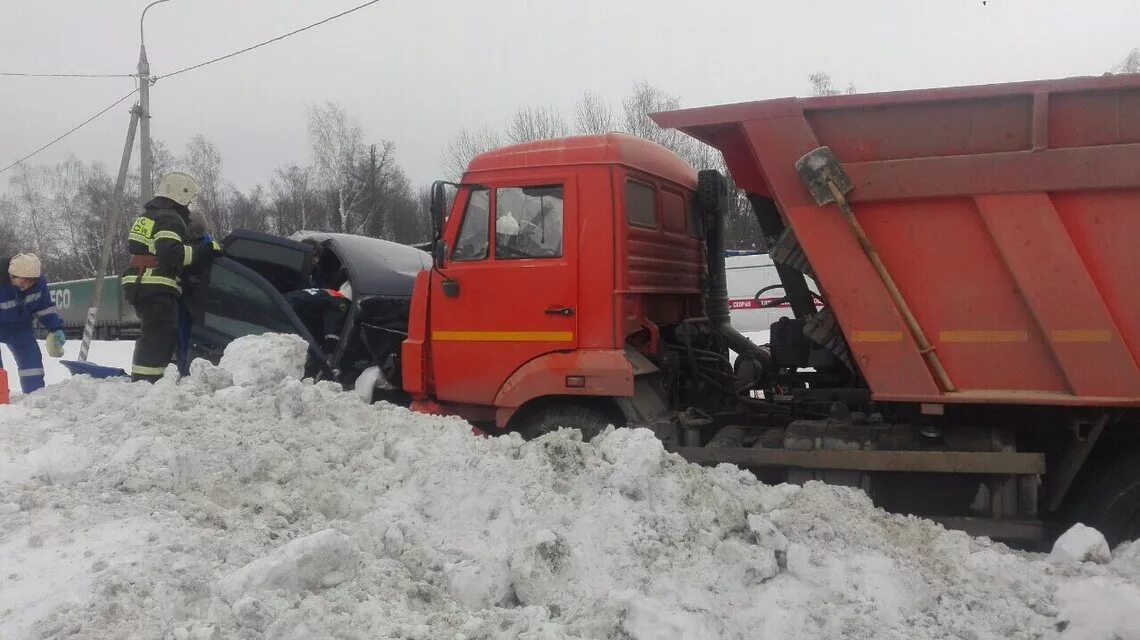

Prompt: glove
xmin=46 ymin=330 xmax=66 ymax=358
xmin=201 ymin=233 xmax=223 ymax=256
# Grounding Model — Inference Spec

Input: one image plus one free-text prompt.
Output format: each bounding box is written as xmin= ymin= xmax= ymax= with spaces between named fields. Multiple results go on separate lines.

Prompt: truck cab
xmin=404 ymin=133 xmax=707 ymax=435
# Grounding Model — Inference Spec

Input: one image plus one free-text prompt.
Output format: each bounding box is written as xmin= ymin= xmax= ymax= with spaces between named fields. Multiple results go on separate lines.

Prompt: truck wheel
xmin=1073 ymin=452 xmax=1140 ymax=546
xmin=514 ymin=402 xmax=620 ymax=442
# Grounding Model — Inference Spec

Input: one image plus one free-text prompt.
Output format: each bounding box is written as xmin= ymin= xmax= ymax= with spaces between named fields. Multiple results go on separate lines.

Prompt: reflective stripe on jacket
xmin=0 ymin=262 xmax=63 ymax=332
xmin=122 ymin=197 xmax=199 ymax=298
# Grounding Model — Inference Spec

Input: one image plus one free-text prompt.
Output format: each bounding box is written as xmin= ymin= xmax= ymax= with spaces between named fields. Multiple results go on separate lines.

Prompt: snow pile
xmin=2 ymin=334 xmax=1140 ymax=639
xmin=1050 ymin=523 xmax=1112 ymax=565
xmin=218 ymin=333 xmax=307 ymax=390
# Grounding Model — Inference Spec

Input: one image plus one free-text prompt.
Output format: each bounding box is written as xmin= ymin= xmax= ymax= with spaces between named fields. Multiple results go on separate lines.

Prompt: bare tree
xmin=308 ymin=102 xmax=367 ymax=233
xmin=442 ymin=125 xmax=502 ymax=180
xmin=809 ymin=72 xmax=856 ymax=97
xmin=227 ymin=185 xmax=272 ymax=233
xmin=505 ymin=106 xmax=569 ymax=144
xmin=150 ymin=139 xmax=176 ymax=188
xmin=573 ymin=92 xmax=615 ymax=135
xmin=621 ymin=82 xmax=681 ymax=141
xmin=8 ymin=164 xmax=51 ymax=263
xmin=355 ymin=141 xmax=397 ymax=238
xmin=270 ymin=164 xmax=314 ymax=235
xmin=621 ymin=82 xmax=712 ymax=168
xmin=48 ymin=157 xmax=97 ymax=276
xmin=2 ymin=157 xmax=123 ymax=280
xmin=0 ymin=197 xmax=21 ymax=258
xmin=1113 ymin=48 xmax=1140 ymax=73
xmin=182 ymin=135 xmax=227 ymax=234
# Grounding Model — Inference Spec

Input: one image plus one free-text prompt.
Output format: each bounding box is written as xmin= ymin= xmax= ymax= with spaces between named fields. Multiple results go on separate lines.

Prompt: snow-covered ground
xmin=2 ymin=340 xmax=135 ymax=396
xmin=2 ymin=334 xmax=1140 ymax=639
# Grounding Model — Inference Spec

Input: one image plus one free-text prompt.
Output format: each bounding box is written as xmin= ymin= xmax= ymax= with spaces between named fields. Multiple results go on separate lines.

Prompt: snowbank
xmin=1 ymin=333 xmax=1139 ymax=639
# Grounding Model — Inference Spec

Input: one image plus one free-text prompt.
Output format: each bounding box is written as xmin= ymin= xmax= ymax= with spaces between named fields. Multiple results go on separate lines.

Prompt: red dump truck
xmin=400 ymin=74 xmax=1139 ymax=544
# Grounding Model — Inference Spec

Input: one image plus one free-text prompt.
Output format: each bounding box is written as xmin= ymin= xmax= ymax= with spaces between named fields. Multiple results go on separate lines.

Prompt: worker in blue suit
xmin=0 ymin=253 xmax=66 ymax=393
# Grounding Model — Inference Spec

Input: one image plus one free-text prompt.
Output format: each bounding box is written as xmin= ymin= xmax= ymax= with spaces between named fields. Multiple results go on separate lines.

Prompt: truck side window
xmin=661 ymin=189 xmax=687 ymax=233
xmin=626 ymin=180 xmax=657 ymax=228
xmin=495 ymin=185 xmax=564 ymax=260
xmin=688 ymin=193 xmax=704 ymax=239
xmin=452 ymin=188 xmax=490 ymax=261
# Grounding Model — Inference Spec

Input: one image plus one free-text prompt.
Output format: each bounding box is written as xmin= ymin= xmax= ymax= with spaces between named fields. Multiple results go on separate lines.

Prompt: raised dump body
xmin=654 ymin=75 xmax=1140 ymax=408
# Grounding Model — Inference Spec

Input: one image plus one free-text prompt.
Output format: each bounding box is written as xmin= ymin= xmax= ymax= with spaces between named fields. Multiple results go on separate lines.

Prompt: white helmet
xmin=156 ymin=171 xmax=200 ymax=206
xmin=8 ymin=253 xmax=41 ymax=279
xmin=496 ymin=211 xmax=520 ymax=236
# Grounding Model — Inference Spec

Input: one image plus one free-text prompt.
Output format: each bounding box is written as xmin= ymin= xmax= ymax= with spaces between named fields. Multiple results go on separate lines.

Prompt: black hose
xmin=700 ymin=170 xmax=773 ymax=371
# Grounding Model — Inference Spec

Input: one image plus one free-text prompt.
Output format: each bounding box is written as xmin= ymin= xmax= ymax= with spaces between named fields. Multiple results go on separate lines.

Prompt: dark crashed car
xmin=180 ymin=229 xmax=430 ymax=400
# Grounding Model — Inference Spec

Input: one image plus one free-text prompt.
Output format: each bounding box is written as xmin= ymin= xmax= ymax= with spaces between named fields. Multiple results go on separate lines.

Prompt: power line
xmin=1 ymin=1 xmax=382 ymax=176
xmin=156 ymin=0 xmax=383 ymax=82
xmin=0 ymin=88 xmax=140 ymax=176
xmin=0 ymin=71 xmax=136 ymax=78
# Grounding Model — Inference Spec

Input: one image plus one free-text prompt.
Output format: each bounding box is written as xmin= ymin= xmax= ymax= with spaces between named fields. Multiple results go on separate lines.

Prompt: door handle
xmin=544 ymin=306 xmax=575 ymax=317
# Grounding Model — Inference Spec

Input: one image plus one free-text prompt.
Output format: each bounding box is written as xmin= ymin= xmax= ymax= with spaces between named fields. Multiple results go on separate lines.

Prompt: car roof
xmin=291 ymin=231 xmax=430 ymax=298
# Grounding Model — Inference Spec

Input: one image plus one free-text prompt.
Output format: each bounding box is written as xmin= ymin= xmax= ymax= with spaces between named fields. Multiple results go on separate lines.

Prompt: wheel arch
xmin=491 ymin=349 xmax=635 ymax=428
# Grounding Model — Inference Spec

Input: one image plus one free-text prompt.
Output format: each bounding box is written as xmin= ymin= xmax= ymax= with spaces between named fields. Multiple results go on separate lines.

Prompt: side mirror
xmin=429 ymin=181 xmax=448 ymax=239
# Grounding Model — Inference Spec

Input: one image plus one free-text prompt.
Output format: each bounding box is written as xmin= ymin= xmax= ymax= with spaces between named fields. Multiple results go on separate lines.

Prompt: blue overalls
xmin=0 ymin=277 xmax=63 ymax=393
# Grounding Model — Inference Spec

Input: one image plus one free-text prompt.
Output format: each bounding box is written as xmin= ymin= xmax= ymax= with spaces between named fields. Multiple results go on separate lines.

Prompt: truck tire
xmin=513 ymin=401 xmax=620 ymax=442
xmin=697 ymin=170 xmax=726 ymax=214
xmin=1073 ymin=452 xmax=1140 ymax=546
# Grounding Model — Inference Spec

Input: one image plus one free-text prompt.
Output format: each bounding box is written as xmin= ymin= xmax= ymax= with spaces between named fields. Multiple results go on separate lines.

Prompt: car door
xmin=220 ymin=229 xmax=316 ymax=293
xmin=183 ymin=257 xmax=328 ymax=376
xmin=429 ymin=178 xmax=578 ymax=406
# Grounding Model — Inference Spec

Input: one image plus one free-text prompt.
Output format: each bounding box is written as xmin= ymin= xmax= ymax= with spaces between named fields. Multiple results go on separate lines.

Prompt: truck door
xmin=430 ymin=180 xmax=577 ymax=406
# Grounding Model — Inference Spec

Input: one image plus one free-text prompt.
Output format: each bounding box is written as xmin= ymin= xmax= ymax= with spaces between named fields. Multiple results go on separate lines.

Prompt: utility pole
xmin=138 ymin=0 xmax=170 ymax=202
xmin=79 ymin=105 xmax=140 ymax=362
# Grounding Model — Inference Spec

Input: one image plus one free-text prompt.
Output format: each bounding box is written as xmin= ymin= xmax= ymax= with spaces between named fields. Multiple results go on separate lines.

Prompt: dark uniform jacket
xmin=122 ymin=197 xmax=204 ymax=300
xmin=0 ymin=257 xmax=64 ymax=334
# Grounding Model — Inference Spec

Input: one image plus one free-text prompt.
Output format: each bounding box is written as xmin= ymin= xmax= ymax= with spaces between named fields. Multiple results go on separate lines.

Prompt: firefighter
xmin=0 ymin=253 xmax=66 ymax=393
xmin=123 ymin=172 xmax=219 ymax=382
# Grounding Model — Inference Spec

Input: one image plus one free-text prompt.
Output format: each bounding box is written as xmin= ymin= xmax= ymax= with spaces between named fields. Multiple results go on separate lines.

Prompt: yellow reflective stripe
xmin=183 ymin=245 xmax=194 ymax=266
xmin=940 ymin=330 xmax=1029 ymax=343
xmin=131 ymin=364 xmax=167 ymax=376
xmin=128 ymin=233 xmax=155 ymax=250
xmin=121 ymin=269 xmax=181 ymax=293
xmin=153 ymin=230 xmax=183 ymax=243
xmin=850 ymin=330 xmax=903 ymax=343
xmin=1053 ymin=330 xmax=1112 ymax=343
xmin=432 ymin=330 xmax=574 ymax=342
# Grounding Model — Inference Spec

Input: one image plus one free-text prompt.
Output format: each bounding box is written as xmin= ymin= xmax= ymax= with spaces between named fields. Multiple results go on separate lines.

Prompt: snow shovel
xmin=794 ymin=146 xmax=956 ymax=392
xmin=59 ymin=360 xmax=129 ymax=379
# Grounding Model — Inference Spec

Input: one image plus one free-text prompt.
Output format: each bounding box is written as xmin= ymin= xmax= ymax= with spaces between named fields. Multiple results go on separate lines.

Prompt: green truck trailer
xmin=46 ymin=277 xmax=139 ymax=339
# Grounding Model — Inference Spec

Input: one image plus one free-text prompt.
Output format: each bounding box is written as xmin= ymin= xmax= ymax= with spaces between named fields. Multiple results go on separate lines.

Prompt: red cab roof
xmin=466 ymin=132 xmax=697 ymax=188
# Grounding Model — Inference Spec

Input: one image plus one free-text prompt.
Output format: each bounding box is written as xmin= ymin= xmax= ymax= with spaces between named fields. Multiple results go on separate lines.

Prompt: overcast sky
xmin=2 ymin=0 xmax=1138 ymax=191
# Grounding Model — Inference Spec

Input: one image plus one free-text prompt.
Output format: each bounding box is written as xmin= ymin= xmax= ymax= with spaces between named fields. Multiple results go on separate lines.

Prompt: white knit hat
xmin=8 ymin=253 xmax=41 ymax=278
